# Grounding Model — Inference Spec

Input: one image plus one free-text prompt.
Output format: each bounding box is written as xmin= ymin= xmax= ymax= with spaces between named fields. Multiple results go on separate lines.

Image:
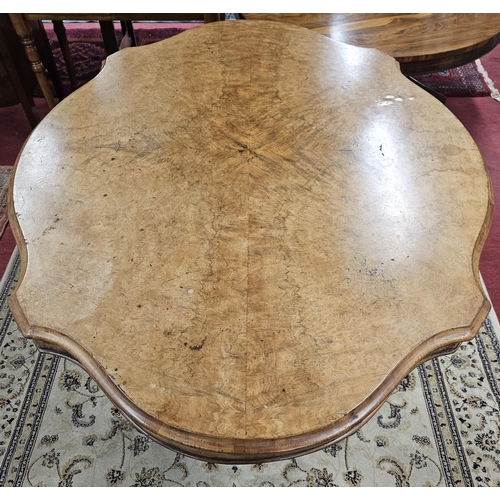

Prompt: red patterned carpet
xmin=1 ymin=24 xmax=500 ymax=313
xmin=413 ymin=62 xmax=491 ymax=97
xmin=36 ymin=22 xmax=201 ymax=96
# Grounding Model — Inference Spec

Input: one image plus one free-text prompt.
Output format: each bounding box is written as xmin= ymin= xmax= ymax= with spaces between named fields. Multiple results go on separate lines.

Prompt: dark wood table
xmin=8 ymin=20 xmax=492 ymax=463
xmin=242 ymin=13 xmax=500 ymax=74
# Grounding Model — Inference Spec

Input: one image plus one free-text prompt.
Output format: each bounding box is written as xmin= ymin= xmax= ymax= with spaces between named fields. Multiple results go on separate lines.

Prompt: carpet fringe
xmin=476 ymin=58 xmax=500 ymax=101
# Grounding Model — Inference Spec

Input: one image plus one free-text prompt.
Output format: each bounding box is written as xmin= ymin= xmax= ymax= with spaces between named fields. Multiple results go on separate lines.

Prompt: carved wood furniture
xmin=8 ymin=21 xmax=492 ymax=463
xmin=7 ymin=14 xmax=60 ymax=111
xmin=8 ymin=14 xmax=224 ymax=103
xmin=0 ymin=13 xmax=63 ymax=125
xmin=0 ymin=14 xmax=39 ymax=127
xmin=242 ymin=13 xmax=500 ymax=74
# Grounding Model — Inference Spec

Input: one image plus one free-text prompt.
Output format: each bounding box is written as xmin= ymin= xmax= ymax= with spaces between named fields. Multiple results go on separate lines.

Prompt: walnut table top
xmin=8 ymin=20 xmax=492 ymax=463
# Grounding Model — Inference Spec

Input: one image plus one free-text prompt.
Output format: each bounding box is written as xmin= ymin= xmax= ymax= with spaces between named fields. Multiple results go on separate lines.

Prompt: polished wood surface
xmin=242 ymin=13 xmax=500 ymax=74
xmin=8 ymin=20 xmax=492 ymax=463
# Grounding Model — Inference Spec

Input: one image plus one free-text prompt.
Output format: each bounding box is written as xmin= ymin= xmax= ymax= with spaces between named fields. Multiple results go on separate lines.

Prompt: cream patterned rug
xmin=1 ymin=248 xmax=500 ymax=487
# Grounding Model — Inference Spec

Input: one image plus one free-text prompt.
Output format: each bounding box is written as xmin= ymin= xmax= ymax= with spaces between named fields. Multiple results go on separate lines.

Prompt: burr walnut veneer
xmin=8 ymin=21 xmax=492 ymax=463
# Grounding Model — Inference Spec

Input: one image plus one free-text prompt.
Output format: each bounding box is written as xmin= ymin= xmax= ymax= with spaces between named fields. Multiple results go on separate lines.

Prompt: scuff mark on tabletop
xmin=189 ymin=335 xmax=208 ymax=351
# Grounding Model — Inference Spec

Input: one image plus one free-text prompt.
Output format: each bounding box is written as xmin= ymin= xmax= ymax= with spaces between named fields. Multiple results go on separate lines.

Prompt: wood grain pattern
xmin=242 ymin=13 xmax=500 ymax=74
xmin=8 ymin=20 xmax=492 ymax=463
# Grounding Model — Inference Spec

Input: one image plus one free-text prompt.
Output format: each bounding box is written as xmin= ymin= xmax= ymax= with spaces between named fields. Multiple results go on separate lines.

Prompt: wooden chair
xmin=0 ymin=14 xmax=62 ymax=127
xmin=0 ymin=14 xmax=46 ymax=127
xmin=8 ymin=14 xmax=58 ymax=111
xmin=8 ymin=14 xmax=225 ymax=109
